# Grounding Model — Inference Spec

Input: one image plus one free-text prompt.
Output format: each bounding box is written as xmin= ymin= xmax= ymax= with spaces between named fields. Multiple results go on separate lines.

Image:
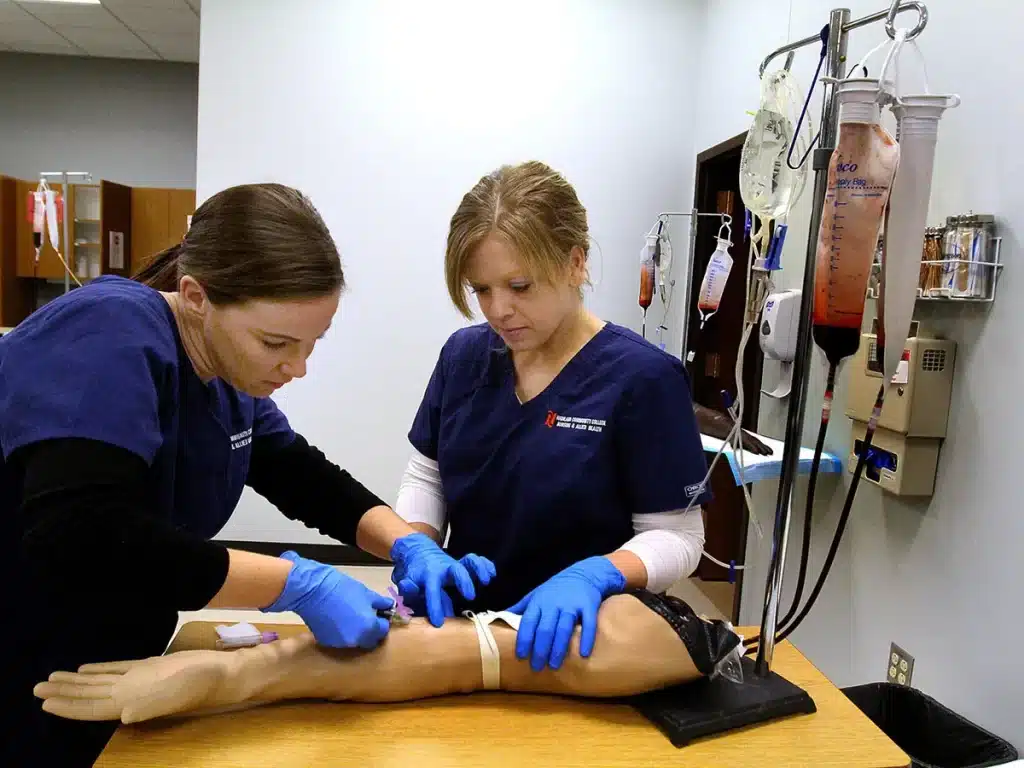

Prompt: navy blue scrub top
xmin=0 ymin=276 xmax=295 ymax=540
xmin=409 ymin=322 xmax=713 ymax=612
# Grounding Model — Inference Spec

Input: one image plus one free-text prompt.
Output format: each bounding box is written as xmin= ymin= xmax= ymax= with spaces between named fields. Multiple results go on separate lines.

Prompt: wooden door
xmin=167 ymin=188 xmax=195 ymax=242
xmin=688 ymin=134 xmax=764 ymax=587
xmin=131 ymin=188 xmax=170 ymax=273
xmin=0 ymin=176 xmax=33 ymax=325
xmin=101 ymin=180 xmax=132 ymax=277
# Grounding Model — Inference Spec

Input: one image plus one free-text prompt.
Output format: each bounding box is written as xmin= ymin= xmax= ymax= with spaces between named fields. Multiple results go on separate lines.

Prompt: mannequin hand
xmin=739 ymin=427 xmax=773 ymax=456
xmin=507 ymin=556 xmax=626 ymax=671
xmin=264 ymin=551 xmax=392 ymax=649
xmin=390 ymin=533 xmax=496 ymax=627
xmin=693 ymin=403 xmax=773 ymax=456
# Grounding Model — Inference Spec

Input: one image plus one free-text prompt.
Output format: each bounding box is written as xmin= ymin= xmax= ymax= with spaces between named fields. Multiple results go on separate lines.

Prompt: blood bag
xmin=812 ymin=78 xmax=900 ymax=364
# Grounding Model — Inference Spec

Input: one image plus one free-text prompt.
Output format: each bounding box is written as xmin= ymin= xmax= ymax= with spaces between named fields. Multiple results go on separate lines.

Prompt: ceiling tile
xmin=16 ymin=2 xmax=122 ymax=29
xmin=3 ymin=39 xmax=79 ymax=55
xmin=113 ymin=6 xmax=197 ymax=33
xmin=101 ymin=0 xmax=193 ymax=9
xmin=59 ymin=25 xmax=152 ymax=52
xmin=86 ymin=46 xmax=160 ymax=60
xmin=0 ymin=19 xmax=73 ymax=46
xmin=0 ymin=1 xmax=35 ymax=23
xmin=140 ymin=30 xmax=197 ymax=62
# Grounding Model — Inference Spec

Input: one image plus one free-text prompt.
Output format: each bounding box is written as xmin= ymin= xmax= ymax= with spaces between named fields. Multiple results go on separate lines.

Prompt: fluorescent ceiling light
xmin=19 ymin=0 xmax=102 ymax=5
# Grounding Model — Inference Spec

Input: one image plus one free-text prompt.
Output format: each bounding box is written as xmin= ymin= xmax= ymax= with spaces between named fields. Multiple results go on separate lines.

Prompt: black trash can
xmin=843 ymin=683 xmax=1018 ymax=768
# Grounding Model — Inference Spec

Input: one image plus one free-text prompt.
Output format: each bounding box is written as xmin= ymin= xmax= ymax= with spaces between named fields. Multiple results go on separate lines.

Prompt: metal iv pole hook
xmin=886 ymin=0 xmax=928 ymax=40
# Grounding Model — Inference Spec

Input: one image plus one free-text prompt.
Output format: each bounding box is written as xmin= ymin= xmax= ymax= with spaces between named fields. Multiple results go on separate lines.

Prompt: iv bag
xmin=697 ymin=238 xmax=734 ymax=325
xmin=811 ymin=79 xmax=899 ymax=363
xmin=739 ymin=69 xmax=813 ymax=220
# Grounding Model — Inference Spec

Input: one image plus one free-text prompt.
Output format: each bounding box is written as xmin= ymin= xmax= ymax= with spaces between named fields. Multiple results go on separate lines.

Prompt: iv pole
xmin=40 ymin=171 xmax=92 ymax=295
xmin=753 ymin=1 xmax=929 ymax=676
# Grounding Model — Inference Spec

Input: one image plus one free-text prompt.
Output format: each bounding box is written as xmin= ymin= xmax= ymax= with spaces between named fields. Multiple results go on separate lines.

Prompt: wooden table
xmin=98 ymin=622 xmax=909 ymax=767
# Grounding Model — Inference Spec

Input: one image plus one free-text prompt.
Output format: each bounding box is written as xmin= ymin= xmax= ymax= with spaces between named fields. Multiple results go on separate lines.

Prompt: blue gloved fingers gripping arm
xmin=424 ymin=570 xmax=446 ymax=628
xmin=578 ymin=601 xmax=600 ymax=658
xmin=507 ymin=556 xmax=627 ymax=671
xmin=529 ymin=606 xmax=564 ymax=672
xmin=390 ymin=533 xmax=495 ymax=627
xmin=550 ymin=611 xmax=579 ymax=669
xmin=513 ymin=596 xmax=542 ymax=663
xmin=460 ymin=554 xmax=496 ymax=585
xmin=449 ymin=560 xmax=478 ymax=602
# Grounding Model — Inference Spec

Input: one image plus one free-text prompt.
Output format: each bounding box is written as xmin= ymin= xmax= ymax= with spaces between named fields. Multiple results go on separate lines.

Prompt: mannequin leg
xmin=35 ymin=593 xmax=721 ymax=723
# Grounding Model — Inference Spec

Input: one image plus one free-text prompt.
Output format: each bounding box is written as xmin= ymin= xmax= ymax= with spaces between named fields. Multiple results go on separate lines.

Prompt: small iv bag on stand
xmin=697 ymin=237 xmax=734 ymax=329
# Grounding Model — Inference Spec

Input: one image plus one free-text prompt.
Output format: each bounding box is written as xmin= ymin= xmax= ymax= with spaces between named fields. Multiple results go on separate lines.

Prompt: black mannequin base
xmin=628 ymin=656 xmax=817 ymax=747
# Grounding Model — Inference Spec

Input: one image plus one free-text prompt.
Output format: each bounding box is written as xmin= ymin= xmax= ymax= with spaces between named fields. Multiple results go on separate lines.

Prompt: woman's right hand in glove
xmin=263 ymin=551 xmax=393 ymax=649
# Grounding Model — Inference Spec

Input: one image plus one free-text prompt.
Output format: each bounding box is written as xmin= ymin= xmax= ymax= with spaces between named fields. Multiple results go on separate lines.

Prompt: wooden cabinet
xmin=1 ymin=177 xmax=195 ymax=324
xmin=101 ymin=181 xmax=132 ymax=277
xmin=0 ymin=176 xmax=33 ymax=325
xmin=132 ymin=187 xmax=195 ymax=272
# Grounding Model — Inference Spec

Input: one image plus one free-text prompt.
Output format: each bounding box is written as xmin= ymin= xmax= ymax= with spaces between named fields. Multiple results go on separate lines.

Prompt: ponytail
xmin=133 ymin=242 xmax=182 ymax=291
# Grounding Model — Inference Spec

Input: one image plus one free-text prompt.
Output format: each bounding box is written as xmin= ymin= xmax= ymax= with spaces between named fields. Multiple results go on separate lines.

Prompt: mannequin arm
xmin=35 ymin=593 xmax=727 ymax=723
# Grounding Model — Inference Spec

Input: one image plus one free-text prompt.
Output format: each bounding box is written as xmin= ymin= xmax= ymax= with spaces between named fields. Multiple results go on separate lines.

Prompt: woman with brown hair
xmin=392 ymin=161 xmax=742 ymax=676
xmin=0 ymin=183 xmax=492 ymax=767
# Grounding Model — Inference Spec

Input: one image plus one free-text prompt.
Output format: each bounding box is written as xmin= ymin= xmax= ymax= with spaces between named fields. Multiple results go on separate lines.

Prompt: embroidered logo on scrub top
xmin=545 ymin=411 xmax=606 ymax=434
xmin=230 ymin=427 xmax=253 ymax=450
xmin=684 ymin=482 xmax=705 ymax=500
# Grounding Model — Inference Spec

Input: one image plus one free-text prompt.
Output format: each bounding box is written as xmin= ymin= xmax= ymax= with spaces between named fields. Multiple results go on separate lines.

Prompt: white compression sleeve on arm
xmin=620 ymin=509 xmax=706 ymax=594
xmin=395 ymin=449 xmax=446 ymax=532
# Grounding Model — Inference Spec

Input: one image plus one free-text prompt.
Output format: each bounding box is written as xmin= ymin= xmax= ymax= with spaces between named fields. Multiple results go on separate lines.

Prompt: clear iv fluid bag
xmin=698 ymin=238 xmax=733 ymax=316
xmin=739 ymin=70 xmax=811 ymax=220
xmin=812 ymin=80 xmax=899 ymax=361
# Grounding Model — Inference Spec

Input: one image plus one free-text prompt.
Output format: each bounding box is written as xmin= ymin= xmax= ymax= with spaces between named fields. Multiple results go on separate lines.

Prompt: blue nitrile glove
xmin=265 ymin=551 xmax=393 ymax=649
xmin=507 ymin=556 xmax=626 ymax=672
xmin=390 ymin=533 xmax=496 ymax=628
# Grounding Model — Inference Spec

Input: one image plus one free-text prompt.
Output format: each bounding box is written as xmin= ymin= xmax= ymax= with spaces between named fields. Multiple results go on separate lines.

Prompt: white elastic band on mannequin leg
xmin=462 ymin=610 xmax=522 ymax=690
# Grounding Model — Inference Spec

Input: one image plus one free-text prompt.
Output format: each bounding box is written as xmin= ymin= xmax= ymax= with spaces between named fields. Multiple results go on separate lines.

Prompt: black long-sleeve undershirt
xmin=246 ymin=432 xmax=387 ymax=546
xmin=13 ymin=433 xmax=388 ymax=612
xmin=17 ymin=438 xmax=230 ymax=610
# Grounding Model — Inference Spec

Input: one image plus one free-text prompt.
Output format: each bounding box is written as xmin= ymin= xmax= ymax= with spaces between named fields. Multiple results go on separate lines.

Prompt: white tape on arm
xmin=462 ymin=611 xmax=521 ymax=690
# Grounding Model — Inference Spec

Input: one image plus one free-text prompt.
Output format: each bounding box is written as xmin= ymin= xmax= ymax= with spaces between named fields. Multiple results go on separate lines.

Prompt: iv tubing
xmin=779 ymin=365 xmax=835 ymax=628
xmin=774 ymin=386 xmax=884 ymax=643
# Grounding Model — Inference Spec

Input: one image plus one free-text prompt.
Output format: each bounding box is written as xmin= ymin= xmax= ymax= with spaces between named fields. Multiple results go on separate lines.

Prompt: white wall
xmin=694 ymin=0 xmax=1022 ymax=748
xmin=199 ymin=0 xmax=705 ymax=542
xmin=0 ymin=52 xmax=198 ymax=188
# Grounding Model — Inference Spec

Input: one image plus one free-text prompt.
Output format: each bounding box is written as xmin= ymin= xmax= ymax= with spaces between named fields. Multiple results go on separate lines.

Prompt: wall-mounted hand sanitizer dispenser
xmin=759 ymin=289 xmax=801 ymax=399
xmin=759 ymin=289 xmax=801 ymax=362
xmin=844 ymin=321 xmax=956 ymax=496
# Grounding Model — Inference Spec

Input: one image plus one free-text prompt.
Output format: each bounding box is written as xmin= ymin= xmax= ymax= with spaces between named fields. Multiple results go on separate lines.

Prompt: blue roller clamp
xmin=766 ymin=224 xmax=788 ymax=270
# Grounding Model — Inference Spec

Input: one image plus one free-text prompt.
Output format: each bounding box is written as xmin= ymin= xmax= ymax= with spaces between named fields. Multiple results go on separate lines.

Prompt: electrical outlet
xmin=887 ymin=643 xmax=914 ymax=687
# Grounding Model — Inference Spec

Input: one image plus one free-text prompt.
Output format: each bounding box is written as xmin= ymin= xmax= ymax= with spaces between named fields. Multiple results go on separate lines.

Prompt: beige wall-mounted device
xmin=844 ymin=321 xmax=956 ymax=496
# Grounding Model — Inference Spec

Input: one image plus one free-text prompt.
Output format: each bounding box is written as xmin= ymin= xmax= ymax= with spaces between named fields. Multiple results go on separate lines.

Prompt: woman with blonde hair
xmin=390 ymin=161 xmax=716 ymax=674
